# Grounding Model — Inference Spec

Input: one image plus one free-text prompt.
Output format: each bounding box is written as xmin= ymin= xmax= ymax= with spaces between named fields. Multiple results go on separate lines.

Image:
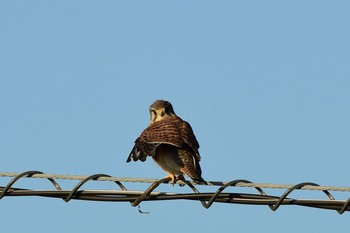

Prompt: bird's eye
xmin=151 ymin=110 xmax=157 ymax=115
xmin=164 ymin=106 xmax=172 ymax=115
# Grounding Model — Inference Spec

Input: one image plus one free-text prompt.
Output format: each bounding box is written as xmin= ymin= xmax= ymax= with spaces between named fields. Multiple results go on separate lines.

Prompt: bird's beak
xmin=158 ymin=110 xmax=165 ymax=117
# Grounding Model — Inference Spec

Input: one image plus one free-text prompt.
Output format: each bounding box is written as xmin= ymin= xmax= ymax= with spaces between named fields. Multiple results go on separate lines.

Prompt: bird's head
xmin=149 ymin=100 xmax=176 ymax=123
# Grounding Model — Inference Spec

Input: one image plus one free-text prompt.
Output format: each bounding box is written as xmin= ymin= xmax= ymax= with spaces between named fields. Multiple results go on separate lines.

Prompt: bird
xmin=126 ymin=100 xmax=205 ymax=185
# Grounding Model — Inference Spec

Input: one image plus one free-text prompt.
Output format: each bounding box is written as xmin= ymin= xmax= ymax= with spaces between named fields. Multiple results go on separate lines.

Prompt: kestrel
xmin=127 ymin=100 xmax=205 ymax=185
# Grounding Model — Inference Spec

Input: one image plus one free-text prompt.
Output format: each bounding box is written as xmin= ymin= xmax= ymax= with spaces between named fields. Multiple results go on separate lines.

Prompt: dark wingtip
xmin=126 ymin=145 xmax=137 ymax=163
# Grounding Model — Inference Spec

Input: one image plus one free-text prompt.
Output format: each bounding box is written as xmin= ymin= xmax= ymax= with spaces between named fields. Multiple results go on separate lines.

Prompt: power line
xmin=1 ymin=171 xmax=349 ymax=192
xmin=1 ymin=171 xmax=350 ymax=214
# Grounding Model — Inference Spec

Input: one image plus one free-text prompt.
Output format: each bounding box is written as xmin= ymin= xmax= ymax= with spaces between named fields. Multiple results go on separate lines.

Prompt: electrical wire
xmin=1 ymin=171 xmax=349 ymax=214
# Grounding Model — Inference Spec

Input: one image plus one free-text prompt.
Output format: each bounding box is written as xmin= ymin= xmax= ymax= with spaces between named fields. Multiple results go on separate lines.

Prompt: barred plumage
xmin=127 ymin=100 xmax=205 ymax=184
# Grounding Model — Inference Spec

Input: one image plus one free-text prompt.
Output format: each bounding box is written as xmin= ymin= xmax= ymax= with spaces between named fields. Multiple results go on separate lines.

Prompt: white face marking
xmin=150 ymin=108 xmax=171 ymax=123
xmin=149 ymin=100 xmax=176 ymax=124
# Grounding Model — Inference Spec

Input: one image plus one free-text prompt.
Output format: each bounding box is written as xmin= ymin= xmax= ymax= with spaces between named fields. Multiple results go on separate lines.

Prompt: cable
xmin=1 ymin=171 xmax=350 ymax=214
xmin=1 ymin=172 xmax=349 ymax=192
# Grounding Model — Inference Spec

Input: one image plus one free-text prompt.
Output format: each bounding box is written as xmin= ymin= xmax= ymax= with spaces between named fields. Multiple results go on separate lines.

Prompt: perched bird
xmin=127 ymin=100 xmax=205 ymax=185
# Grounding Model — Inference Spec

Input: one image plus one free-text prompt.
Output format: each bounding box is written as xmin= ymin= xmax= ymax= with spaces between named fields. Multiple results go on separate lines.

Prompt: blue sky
xmin=1 ymin=1 xmax=350 ymax=232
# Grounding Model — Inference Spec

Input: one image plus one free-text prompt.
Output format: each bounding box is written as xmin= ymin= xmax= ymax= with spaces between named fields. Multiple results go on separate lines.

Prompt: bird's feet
xmin=165 ymin=174 xmax=186 ymax=186
xmin=176 ymin=174 xmax=186 ymax=187
xmin=165 ymin=174 xmax=176 ymax=186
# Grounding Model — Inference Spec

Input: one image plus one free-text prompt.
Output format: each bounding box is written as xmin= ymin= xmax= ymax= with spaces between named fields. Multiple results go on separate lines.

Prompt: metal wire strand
xmin=0 ymin=171 xmax=62 ymax=199
xmin=1 ymin=171 xmax=350 ymax=214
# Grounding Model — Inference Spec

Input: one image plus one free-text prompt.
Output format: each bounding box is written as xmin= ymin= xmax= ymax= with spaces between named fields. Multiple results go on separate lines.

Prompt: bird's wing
xmin=175 ymin=116 xmax=201 ymax=161
xmin=126 ymin=140 xmax=160 ymax=162
xmin=126 ymin=118 xmax=184 ymax=162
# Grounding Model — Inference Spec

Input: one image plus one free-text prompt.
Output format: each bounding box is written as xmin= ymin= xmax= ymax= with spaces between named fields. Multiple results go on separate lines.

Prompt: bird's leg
xmin=176 ymin=174 xmax=186 ymax=187
xmin=165 ymin=174 xmax=176 ymax=186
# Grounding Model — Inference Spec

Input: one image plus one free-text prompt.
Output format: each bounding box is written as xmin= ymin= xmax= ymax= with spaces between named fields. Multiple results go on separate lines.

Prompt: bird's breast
xmin=153 ymin=145 xmax=183 ymax=175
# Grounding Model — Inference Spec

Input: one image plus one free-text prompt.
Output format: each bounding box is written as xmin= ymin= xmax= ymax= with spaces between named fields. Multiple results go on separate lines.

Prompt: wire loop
xmin=1 ymin=171 xmax=349 ymax=214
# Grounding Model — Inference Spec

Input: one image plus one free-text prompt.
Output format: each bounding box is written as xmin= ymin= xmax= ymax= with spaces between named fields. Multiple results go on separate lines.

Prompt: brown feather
xmin=126 ymin=100 xmax=205 ymax=183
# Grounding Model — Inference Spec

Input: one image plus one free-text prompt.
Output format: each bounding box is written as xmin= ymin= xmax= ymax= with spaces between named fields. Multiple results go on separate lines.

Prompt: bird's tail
xmin=193 ymin=177 xmax=207 ymax=185
xmin=181 ymin=162 xmax=207 ymax=185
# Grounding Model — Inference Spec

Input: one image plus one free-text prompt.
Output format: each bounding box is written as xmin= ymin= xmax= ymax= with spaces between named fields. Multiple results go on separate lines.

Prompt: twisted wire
xmin=1 ymin=171 xmax=350 ymax=214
